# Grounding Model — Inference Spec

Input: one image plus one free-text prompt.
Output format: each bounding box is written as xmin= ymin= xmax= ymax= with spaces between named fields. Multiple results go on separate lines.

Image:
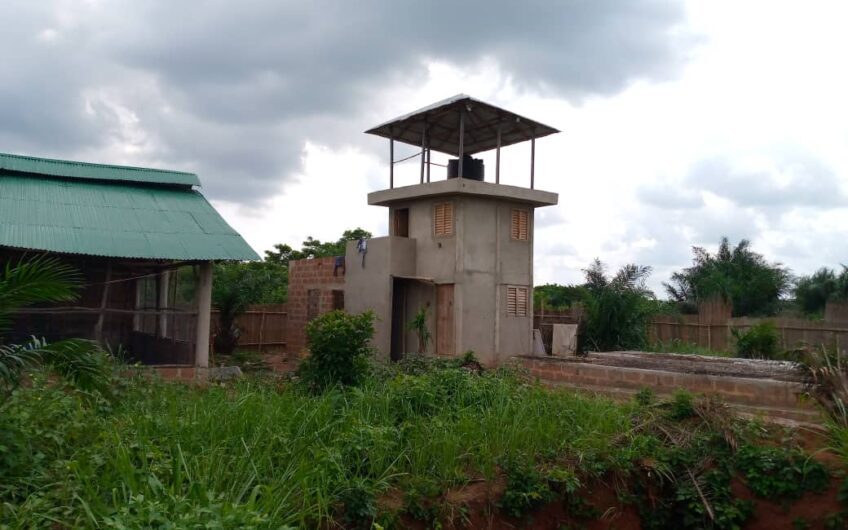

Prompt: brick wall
xmin=517 ymin=356 xmax=816 ymax=418
xmin=287 ymin=256 xmax=346 ymax=356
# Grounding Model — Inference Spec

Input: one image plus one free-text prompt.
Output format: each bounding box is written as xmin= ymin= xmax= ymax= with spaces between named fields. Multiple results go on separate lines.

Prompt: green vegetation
xmin=665 ymin=237 xmax=792 ymax=317
xmin=211 ymin=227 xmax=372 ymax=353
xmin=533 ymin=283 xmax=589 ymax=311
xmin=647 ymin=339 xmax=734 ymax=358
xmin=731 ymin=321 xmax=781 ymax=359
xmin=406 ymin=306 xmax=432 ymax=355
xmin=0 ymin=255 xmax=110 ymax=397
xmin=297 ymin=310 xmax=376 ymax=391
xmin=583 ymin=259 xmax=660 ymax=351
xmin=795 ymin=266 xmax=848 ymax=316
xmin=2 ymin=356 xmax=841 ymax=528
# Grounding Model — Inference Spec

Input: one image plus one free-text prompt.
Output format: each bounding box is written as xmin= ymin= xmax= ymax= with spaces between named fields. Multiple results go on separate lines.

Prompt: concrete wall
xmin=344 ymin=236 xmax=416 ymax=359
xmin=380 ymin=196 xmax=535 ymax=364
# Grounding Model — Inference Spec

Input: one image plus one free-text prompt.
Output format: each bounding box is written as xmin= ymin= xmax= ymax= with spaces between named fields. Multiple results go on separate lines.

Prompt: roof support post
xmin=389 ymin=135 xmax=394 ymax=189
xmin=157 ymin=269 xmax=171 ymax=338
xmin=94 ymin=263 xmax=112 ymax=344
xmin=420 ymin=125 xmax=427 ymax=184
xmin=457 ymin=109 xmax=465 ymax=178
xmin=195 ymin=262 xmax=213 ymax=368
xmin=426 ymin=148 xmax=431 ymax=183
xmin=496 ymin=123 xmax=502 ymax=184
xmin=530 ymin=133 xmax=536 ymax=190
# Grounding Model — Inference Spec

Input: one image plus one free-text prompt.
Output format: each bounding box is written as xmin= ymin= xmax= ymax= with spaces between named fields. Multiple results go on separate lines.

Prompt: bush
xmin=298 ymin=310 xmax=375 ymax=391
xmin=732 ymin=322 xmax=781 ymax=359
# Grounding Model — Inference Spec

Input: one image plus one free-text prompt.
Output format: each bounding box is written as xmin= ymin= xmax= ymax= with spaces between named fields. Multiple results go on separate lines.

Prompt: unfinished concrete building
xmin=344 ymin=95 xmax=559 ymax=365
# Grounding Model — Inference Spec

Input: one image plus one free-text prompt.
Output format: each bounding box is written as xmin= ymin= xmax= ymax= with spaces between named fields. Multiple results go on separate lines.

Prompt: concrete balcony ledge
xmin=369 ymin=178 xmax=558 ymax=207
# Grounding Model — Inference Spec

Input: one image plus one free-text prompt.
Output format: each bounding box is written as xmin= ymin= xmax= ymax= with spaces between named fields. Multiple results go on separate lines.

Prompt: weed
xmin=735 ymin=444 xmax=830 ymax=500
xmin=732 ymin=322 xmax=781 ymax=359
xmin=667 ymin=389 xmax=696 ymax=421
xmin=499 ymin=457 xmax=554 ymax=519
xmin=634 ymin=387 xmax=656 ymax=407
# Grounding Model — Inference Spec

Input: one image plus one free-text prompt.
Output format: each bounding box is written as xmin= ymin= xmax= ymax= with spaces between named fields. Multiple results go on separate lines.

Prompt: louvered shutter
xmin=434 ymin=202 xmax=454 ymax=236
xmin=507 ymin=287 xmax=517 ymax=315
xmin=511 ymin=209 xmax=529 ymax=240
xmin=506 ymin=286 xmax=529 ymax=317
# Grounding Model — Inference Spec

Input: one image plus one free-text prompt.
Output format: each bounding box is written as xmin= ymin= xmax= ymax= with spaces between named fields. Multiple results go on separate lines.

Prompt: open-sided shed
xmin=0 ymin=152 xmax=259 ymax=367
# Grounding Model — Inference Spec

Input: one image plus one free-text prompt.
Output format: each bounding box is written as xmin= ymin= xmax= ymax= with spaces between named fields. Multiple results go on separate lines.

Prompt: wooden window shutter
xmin=506 ymin=286 xmax=529 ymax=317
xmin=434 ymin=202 xmax=454 ymax=236
xmin=511 ymin=209 xmax=529 ymax=240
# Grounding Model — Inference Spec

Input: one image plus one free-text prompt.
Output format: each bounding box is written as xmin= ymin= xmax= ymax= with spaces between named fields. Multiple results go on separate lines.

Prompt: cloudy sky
xmin=2 ymin=0 xmax=847 ymax=294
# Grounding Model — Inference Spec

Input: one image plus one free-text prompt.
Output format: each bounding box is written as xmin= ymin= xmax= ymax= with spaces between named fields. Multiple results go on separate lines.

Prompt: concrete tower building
xmin=345 ymin=95 xmax=559 ymax=365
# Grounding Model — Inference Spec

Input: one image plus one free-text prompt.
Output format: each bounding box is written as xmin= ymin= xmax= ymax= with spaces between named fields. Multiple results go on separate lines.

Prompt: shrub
xmin=499 ymin=457 xmax=554 ymax=519
xmin=732 ymin=322 xmax=781 ymax=359
xmin=735 ymin=444 xmax=830 ymax=500
xmin=298 ymin=310 xmax=375 ymax=390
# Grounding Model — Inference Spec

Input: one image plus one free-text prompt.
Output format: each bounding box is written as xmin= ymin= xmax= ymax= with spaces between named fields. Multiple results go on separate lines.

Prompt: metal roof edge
xmin=0 ymin=152 xmax=201 ymax=187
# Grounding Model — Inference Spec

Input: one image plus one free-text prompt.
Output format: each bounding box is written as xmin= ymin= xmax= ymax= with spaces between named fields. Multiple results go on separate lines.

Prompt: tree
xmin=533 ymin=283 xmax=590 ymax=311
xmin=212 ymin=261 xmax=287 ymax=354
xmin=582 ymin=259 xmax=658 ymax=351
xmin=795 ymin=266 xmax=848 ymax=316
xmin=0 ymin=255 xmax=109 ymax=398
xmin=213 ymin=228 xmax=371 ymax=353
xmin=265 ymin=228 xmax=372 ymax=265
xmin=664 ymin=237 xmax=792 ymax=317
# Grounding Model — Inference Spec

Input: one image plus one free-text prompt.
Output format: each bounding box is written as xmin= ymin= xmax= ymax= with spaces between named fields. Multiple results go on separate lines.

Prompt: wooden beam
xmin=94 ymin=263 xmax=112 ymax=343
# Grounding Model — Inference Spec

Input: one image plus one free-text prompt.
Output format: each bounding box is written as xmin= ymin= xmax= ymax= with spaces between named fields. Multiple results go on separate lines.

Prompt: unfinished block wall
xmin=286 ymin=256 xmax=346 ymax=356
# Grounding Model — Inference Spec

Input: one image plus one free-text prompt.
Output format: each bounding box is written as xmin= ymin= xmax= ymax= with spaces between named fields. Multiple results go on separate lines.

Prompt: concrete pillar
xmin=157 ymin=270 xmax=171 ymax=338
xmin=195 ymin=263 xmax=213 ymax=367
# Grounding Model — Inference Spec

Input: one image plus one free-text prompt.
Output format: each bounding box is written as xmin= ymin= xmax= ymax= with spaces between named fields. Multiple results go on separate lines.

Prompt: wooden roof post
xmin=94 ymin=263 xmax=112 ymax=343
xmin=158 ymin=269 xmax=171 ymax=338
xmin=195 ymin=262 xmax=213 ymax=369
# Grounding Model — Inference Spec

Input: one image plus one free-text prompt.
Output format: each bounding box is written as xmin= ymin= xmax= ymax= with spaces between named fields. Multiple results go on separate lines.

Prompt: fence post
xmin=257 ymin=310 xmax=266 ymax=354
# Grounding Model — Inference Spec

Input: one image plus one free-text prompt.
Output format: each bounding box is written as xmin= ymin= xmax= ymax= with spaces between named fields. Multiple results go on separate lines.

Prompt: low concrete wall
xmin=517 ymin=355 xmax=819 ymax=422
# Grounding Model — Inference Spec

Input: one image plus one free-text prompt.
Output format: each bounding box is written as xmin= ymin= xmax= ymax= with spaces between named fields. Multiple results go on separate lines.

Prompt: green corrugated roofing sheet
xmin=0 ymin=152 xmax=200 ymax=187
xmin=0 ymin=174 xmax=260 ymax=261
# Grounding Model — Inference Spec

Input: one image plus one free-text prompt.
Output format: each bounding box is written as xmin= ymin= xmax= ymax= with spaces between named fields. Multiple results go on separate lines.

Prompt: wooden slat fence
xmin=650 ymin=315 xmax=848 ymax=355
xmin=211 ymin=303 xmax=288 ymax=354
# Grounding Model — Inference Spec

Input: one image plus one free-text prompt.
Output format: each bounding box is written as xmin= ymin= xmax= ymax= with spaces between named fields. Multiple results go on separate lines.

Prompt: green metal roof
xmin=0 ymin=174 xmax=259 ymax=261
xmin=0 ymin=152 xmax=200 ymax=187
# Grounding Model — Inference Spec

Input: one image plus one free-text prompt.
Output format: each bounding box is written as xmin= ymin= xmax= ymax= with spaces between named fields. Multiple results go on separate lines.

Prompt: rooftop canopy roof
xmin=365 ymin=94 xmax=559 ymax=156
xmin=0 ymin=153 xmax=258 ymax=261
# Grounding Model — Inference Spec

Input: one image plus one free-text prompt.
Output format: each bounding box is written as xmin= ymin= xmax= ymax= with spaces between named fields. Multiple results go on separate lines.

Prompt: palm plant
xmin=0 ymin=255 xmax=109 ymax=397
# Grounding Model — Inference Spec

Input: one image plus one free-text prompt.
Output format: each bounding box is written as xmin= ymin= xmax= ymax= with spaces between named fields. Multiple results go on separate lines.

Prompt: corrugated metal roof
xmin=0 ymin=152 xmax=200 ymax=187
xmin=365 ymin=94 xmax=560 ymax=156
xmin=0 ymin=175 xmax=259 ymax=261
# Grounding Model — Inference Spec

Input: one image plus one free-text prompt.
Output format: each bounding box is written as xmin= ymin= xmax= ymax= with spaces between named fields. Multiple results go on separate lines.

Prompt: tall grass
xmin=1 ymin=367 xmax=636 ymax=528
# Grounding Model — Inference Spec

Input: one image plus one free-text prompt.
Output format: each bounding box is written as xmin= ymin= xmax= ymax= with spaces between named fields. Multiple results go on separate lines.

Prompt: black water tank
xmin=447 ymin=155 xmax=484 ymax=181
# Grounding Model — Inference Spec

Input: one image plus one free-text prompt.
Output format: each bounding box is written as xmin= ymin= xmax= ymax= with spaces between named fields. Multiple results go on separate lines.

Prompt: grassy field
xmin=1 ymin=359 xmax=846 ymax=529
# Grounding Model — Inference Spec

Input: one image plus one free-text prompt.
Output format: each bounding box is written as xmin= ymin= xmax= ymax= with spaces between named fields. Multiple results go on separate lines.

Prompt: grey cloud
xmin=0 ymin=0 xmax=694 ymax=203
xmin=687 ymin=157 xmax=846 ymax=208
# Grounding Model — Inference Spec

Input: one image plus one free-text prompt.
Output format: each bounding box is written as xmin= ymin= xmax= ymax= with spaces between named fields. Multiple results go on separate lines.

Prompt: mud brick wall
xmin=287 ymin=257 xmax=346 ymax=356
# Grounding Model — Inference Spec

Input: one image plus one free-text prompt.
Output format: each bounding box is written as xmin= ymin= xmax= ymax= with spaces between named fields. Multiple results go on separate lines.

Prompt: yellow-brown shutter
xmin=434 ymin=202 xmax=454 ymax=236
xmin=511 ymin=209 xmax=529 ymax=240
xmin=506 ymin=286 xmax=529 ymax=317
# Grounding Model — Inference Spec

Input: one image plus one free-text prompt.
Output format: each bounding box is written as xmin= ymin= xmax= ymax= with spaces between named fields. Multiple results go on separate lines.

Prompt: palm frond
xmin=0 ymin=255 xmax=82 ymax=332
xmin=37 ymin=338 xmax=111 ymax=392
xmin=0 ymin=341 xmax=43 ymax=391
